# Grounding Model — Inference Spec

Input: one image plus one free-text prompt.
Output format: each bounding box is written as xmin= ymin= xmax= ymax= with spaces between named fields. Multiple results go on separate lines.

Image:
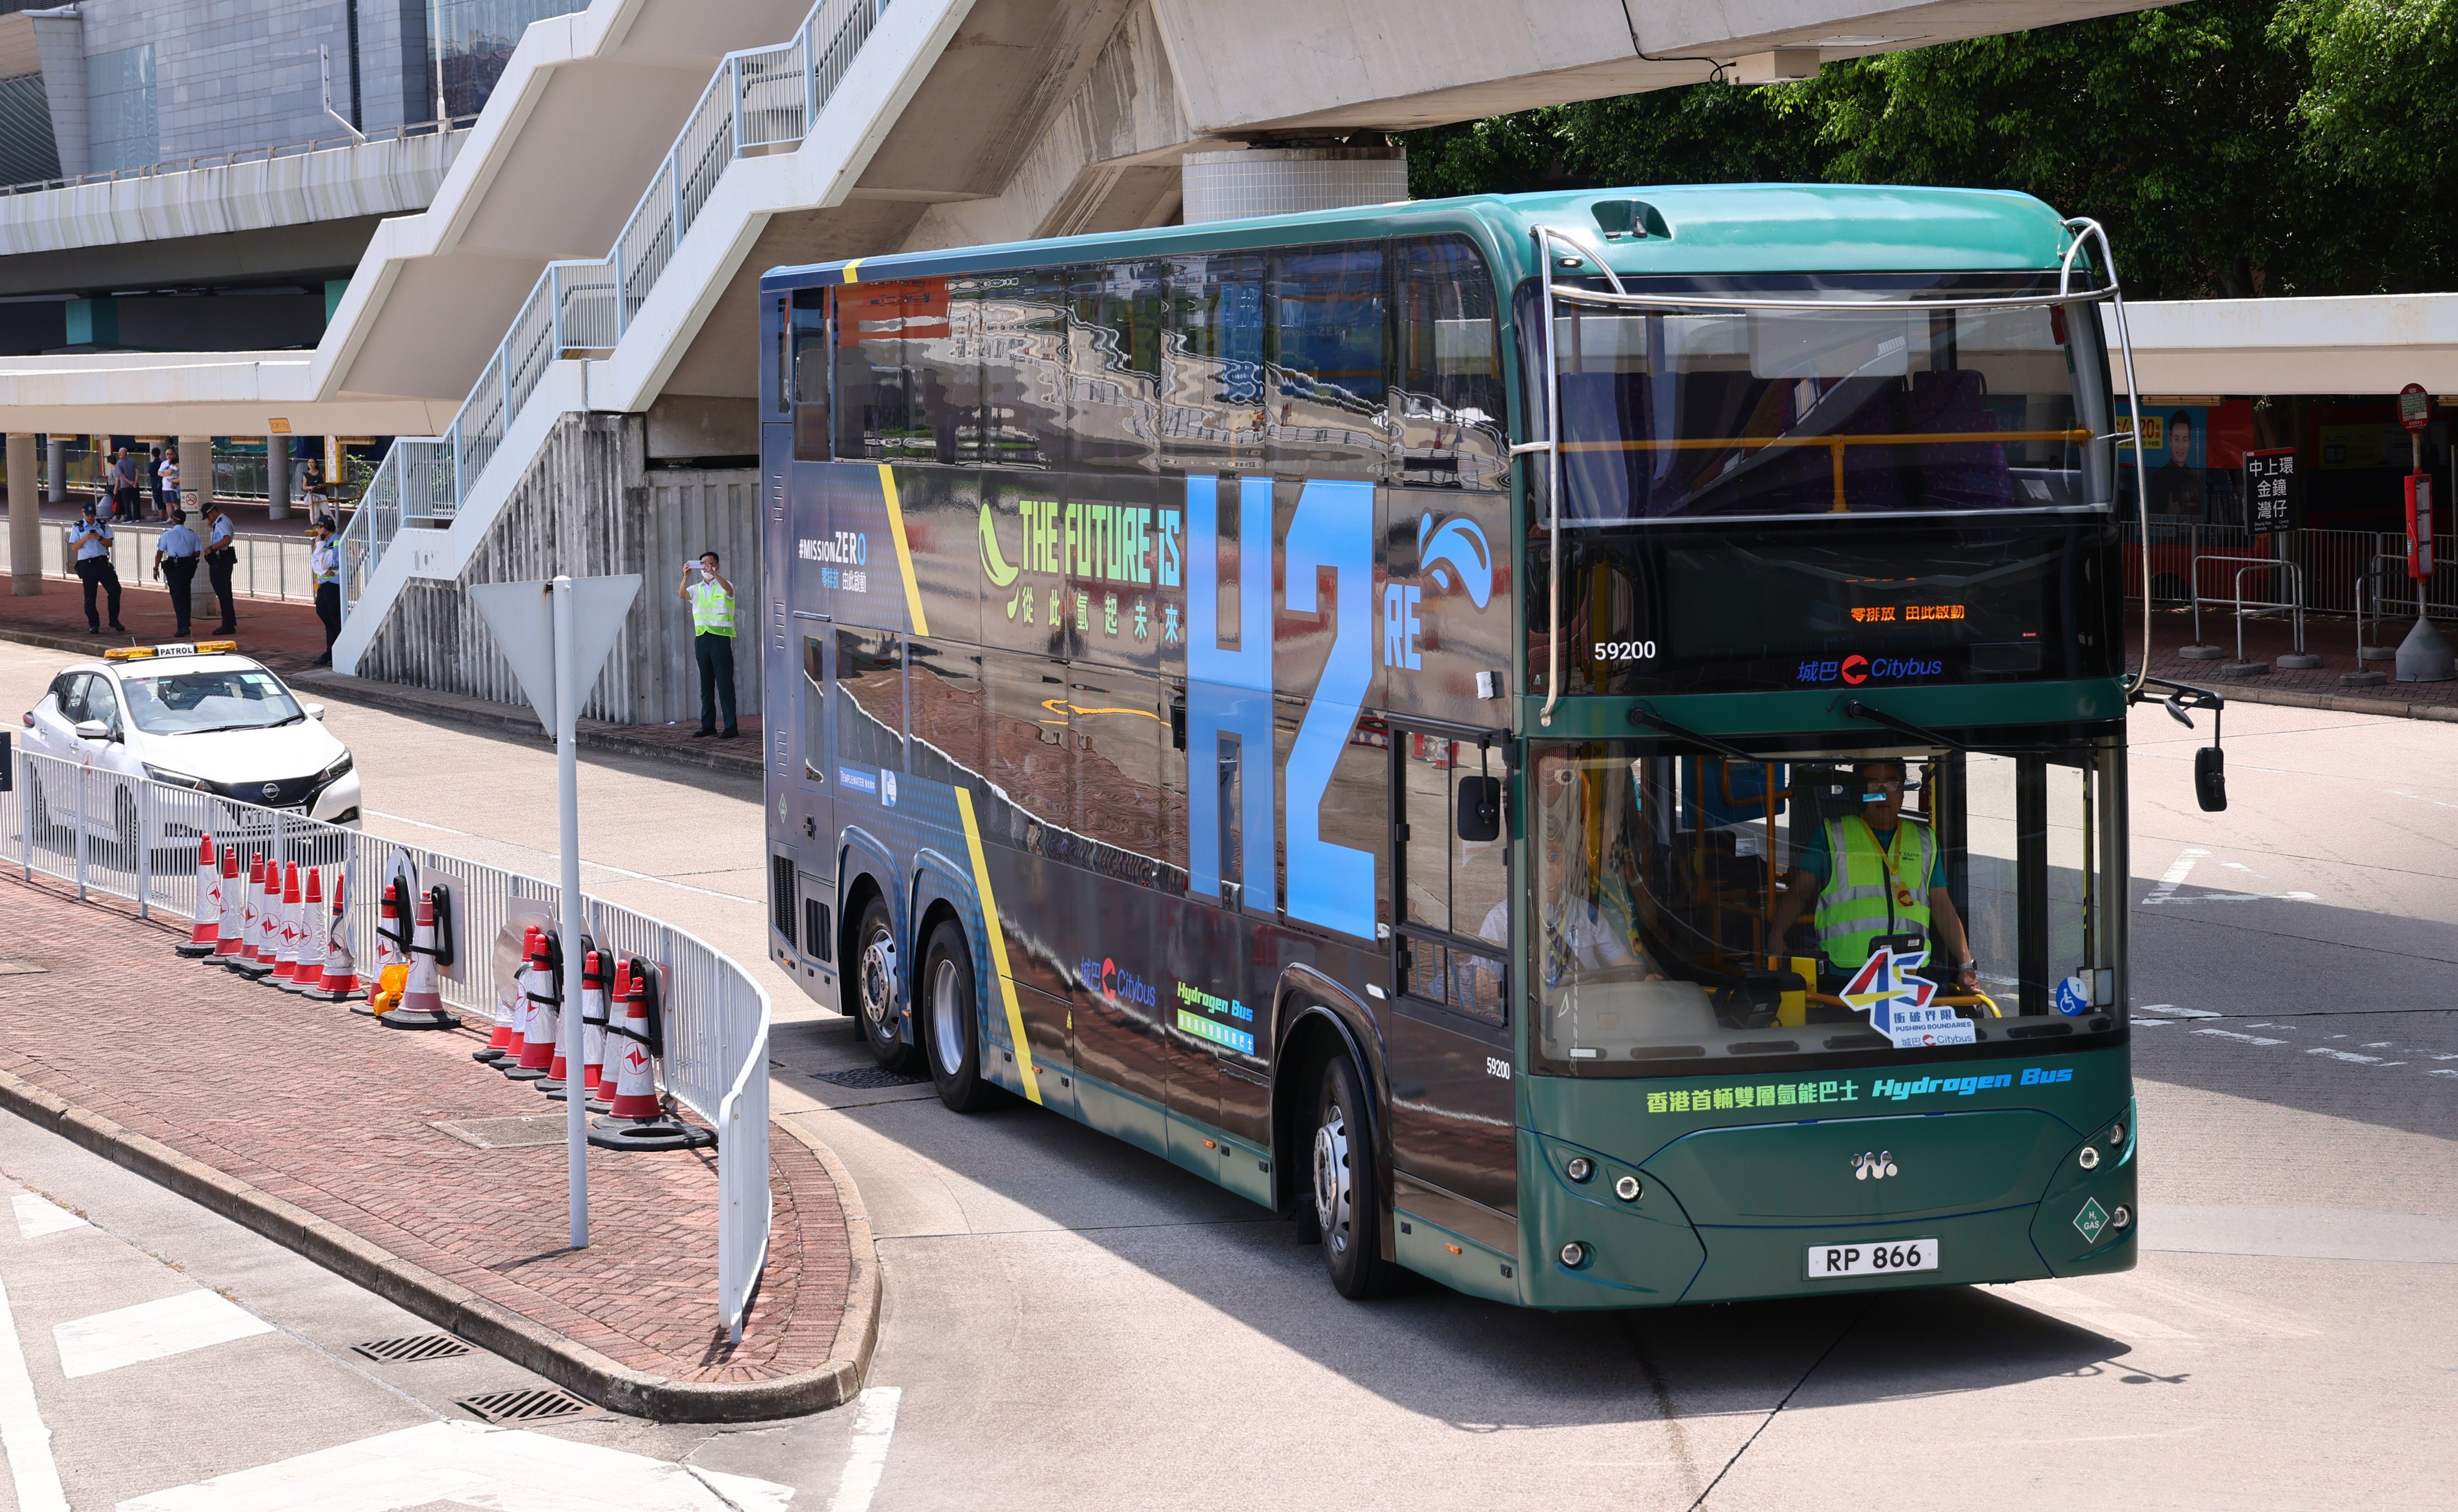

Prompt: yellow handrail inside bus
xmin=1558 ymin=428 xmax=2096 ymax=513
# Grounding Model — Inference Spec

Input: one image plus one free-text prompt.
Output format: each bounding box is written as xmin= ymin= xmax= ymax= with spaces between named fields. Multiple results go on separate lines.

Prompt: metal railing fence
xmin=0 ymin=522 xmax=317 ymax=604
xmin=0 ymin=117 xmax=479 ymax=197
xmin=339 ymin=0 xmax=890 ymax=613
xmin=2 ymin=747 xmax=771 ymax=1339
xmin=2124 ymin=523 xmax=2458 ymax=621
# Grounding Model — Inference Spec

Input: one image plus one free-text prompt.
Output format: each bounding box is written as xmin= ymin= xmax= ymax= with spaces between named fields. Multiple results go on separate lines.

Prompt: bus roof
xmin=759 ymin=183 xmax=2077 ymax=292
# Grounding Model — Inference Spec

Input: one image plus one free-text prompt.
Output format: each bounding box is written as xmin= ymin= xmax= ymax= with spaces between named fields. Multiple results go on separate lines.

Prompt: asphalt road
xmin=3 ymin=637 xmax=2453 ymax=1510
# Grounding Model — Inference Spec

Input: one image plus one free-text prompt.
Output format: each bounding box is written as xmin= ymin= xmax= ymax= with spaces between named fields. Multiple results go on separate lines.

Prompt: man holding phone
xmin=679 ymin=551 xmax=739 ymax=739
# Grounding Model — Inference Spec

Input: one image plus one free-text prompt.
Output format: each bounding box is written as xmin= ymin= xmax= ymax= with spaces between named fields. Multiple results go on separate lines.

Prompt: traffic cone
xmin=235 ymin=855 xmax=274 ymax=977
xmin=587 ymin=959 xmax=712 ymax=1151
xmin=506 ymin=928 xmax=559 ymax=1082
xmin=359 ymin=879 xmax=406 ymax=1015
xmin=380 ymin=888 xmax=461 ymax=1031
xmin=278 ymin=866 xmax=320 ymax=992
xmin=544 ymin=947 xmax=610 ymax=1109
xmin=602 ymin=969 xmax=661 ymax=1119
xmin=272 ymin=862 xmax=306 ymax=989
xmin=473 ymin=923 xmax=530 ymax=1063
xmin=176 ymin=833 xmax=220 ymax=958
xmin=211 ymin=847 xmax=246 ymax=966
xmin=307 ymin=869 xmax=360 ymax=1000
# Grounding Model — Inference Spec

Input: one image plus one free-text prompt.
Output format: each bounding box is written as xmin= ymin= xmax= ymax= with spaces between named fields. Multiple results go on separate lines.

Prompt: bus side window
xmin=1395 ymin=236 xmax=1507 ymax=491
xmin=906 ymin=277 xmax=980 ymax=466
xmin=1161 ymin=253 xmax=1266 ymax=475
xmin=792 ymin=290 xmax=829 ymax=460
xmin=1069 ymin=261 xmax=1162 ymax=473
xmin=1269 ymin=242 xmax=1387 ymax=479
xmin=800 ymin=636 xmax=828 ymax=784
xmin=834 ymin=283 xmax=907 ymax=461
xmin=1399 ymin=735 xmax=1507 ymax=1025
xmin=979 ymin=271 xmax=1067 ymax=471
xmin=835 ymin=628 xmax=906 ymax=778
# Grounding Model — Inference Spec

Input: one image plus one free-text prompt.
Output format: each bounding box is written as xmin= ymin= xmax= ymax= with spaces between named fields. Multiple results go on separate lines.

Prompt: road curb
xmin=2179 ymin=680 xmax=2458 ymax=722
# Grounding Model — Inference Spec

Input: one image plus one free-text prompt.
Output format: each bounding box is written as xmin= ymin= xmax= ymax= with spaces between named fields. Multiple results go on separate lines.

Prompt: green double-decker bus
xmin=757 ymin=183 xmax=2165 ymax=1306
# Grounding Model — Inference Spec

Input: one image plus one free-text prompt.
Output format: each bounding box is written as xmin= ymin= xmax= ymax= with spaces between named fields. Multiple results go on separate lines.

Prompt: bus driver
xmin=1768 ymin=758 xmax=1980 ymax=995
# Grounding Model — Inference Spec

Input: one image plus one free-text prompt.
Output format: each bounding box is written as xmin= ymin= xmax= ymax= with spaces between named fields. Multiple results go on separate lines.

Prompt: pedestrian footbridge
xmin=3 ymin=0 xmax=2221 ymax=721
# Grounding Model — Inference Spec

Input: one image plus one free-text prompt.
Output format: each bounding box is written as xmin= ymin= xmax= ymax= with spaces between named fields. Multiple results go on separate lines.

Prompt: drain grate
xmin=813 ymin=1066 xmax=929 ymax=1089
xmin=456 ymin=1385 xmax=593 ymax=1424
xmin=352 ymin=1333 xmax=472 ymax=1364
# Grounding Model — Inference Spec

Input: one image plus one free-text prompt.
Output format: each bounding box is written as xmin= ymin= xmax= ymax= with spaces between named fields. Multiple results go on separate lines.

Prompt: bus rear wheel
xmin=852 ymin=895 xmax=921 ymax=1073
xmin=1311 ymin=1054 xmax=1404 ymax=1300
xmin=921 ymin=918 xmax=996 ymax=1112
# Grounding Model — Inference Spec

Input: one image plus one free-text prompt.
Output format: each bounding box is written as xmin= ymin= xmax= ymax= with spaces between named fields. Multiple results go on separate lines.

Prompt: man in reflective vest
xmin=680 ymin=550 xmax=739 ymax=739
xmin=1768 ymin=758 xmax=1978 ymax=994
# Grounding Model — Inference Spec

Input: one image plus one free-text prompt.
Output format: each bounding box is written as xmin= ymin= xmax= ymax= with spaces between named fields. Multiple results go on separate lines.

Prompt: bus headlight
xmin=1565 ymin=1157 xmax=1594 ymax=1184
xmin=2078 ymin=1145 xmax=2101 ymax=1171
xmin=1559 ymin=1241 xmax=1589 ymax=1268
xmin=2112 ymin=1205 xmax=2132 ymax=1230
xmin=1614 ymin=1175 xmax=1642 ymax=1202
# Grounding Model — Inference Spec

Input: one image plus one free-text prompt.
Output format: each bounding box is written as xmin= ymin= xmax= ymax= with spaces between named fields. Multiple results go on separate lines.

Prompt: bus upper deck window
xmin=792 ymin=289 xmax=829 ymax=461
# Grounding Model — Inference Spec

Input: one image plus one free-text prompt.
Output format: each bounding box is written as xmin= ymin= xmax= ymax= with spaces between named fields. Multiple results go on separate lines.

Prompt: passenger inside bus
xmin=1767 ymin=757 xmax=1980 ymax=998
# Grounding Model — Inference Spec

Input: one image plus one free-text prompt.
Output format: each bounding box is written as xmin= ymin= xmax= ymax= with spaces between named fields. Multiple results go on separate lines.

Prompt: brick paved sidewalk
xmin=0 ymin=874 xmax=861 ymax=1416
xmin=0 ymin=580 xmax=329 ymax=671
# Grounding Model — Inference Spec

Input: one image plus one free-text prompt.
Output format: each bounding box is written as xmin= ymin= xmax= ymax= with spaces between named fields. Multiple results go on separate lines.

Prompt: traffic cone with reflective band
xmin=176 ymin=834 xmax=220 ymax=958
xmin=473 ymin=924 xmax=530 ymax=1063
xmin=235 ymin=856 xmax=274 ymax=977
xmin=253 ymin=856 xmax=284 ymax=974
xmin=507 ymin=928 xmax=559 ymax=1081
xmin=272 ymin=861 xmax=305 ymax=989
xmin=211 ymin=848 xmax=246 ymax=966
xmin=360 ymin=880 xmax=407 ymax=1015
xmin=278 ymin=866 xmax=321 ymax=992
xmin=307 ymin=869 xmax=359 ymax=1000
xmin=547 ymin=949 xmax=610 ymax=1111
xmin=587 ymin=959 xmax=712 ymax=1151
xmin=381 ymin=889 xmax=462 ymax=1031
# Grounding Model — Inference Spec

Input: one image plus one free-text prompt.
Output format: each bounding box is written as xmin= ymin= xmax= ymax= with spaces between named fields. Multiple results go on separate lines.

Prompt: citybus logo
xmin=1797 ymin=653 xmax=1946 ymax=686
xmin=1080 ymin=955 xmax=1156 ymax=1009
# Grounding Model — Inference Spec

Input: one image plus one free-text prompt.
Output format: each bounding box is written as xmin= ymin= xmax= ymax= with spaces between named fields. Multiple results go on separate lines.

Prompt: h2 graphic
xmin=1186 ymin=475 xmax=1373 ymax=941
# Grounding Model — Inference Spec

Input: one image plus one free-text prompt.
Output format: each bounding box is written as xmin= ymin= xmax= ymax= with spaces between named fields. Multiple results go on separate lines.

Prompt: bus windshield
xmin=1530 ymin=739 xmax=2122 ymax=1075
xmin=1531 ymin=278 xmax=2116 ymax=524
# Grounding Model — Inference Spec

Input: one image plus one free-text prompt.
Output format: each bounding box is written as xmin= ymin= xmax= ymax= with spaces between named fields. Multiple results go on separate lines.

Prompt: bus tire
xmin=921 ymin=918 xmax=997 ymax=1112
xmin=1311 ymin=1054 xmax=1404 ymax=1300
xmin=852 ymin=894 xmax=922 ymax=1073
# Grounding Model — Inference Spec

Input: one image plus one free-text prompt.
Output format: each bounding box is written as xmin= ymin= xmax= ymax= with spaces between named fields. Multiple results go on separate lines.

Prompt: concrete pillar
xmin=177 ymin=435 xmax=212 ymax=516
xmin=8 ymin=434 xmax=41 ymax=596
xmin=266 ymin=438 xmax=290 ymax=520
xmin=46 ymin=437 xmax=64 ymax=504
xmin=1180 ymin=145 xmax=1409 ymax=225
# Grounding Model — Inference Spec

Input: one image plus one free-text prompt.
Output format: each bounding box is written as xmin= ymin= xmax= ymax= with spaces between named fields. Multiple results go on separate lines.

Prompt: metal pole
xmin=554 ymin=575 xmax=588 ymax=1250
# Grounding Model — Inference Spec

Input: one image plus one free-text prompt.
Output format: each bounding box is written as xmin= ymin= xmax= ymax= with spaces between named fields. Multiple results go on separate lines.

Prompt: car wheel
xmin=921 ymin=918 xmax=997 ymax=1112
xmin=852 ymin=894 xmax=921 ymax=1073
xmin=1311 ymin=1052 xmax=1405 ymax=1300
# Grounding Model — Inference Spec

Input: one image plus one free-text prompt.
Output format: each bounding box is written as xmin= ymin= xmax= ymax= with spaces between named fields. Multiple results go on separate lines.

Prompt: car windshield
xmin=1530 ymin=738 xmax=2122 ymax=1076
xmin=120 ymin=668 xmax=302 ymax=734
xmin=1524 ymin=276 xmax=2116 ymax=524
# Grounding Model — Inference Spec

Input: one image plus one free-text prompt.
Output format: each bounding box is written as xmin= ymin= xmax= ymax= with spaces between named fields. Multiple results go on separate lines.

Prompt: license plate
xmin=1806 ymin=1237 xmax=1939 ymax=1279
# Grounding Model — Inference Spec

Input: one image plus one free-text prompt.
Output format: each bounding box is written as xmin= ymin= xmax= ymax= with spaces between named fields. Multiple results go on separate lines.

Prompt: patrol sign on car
xmin=18 ymin=643 xmax=361 ymax=827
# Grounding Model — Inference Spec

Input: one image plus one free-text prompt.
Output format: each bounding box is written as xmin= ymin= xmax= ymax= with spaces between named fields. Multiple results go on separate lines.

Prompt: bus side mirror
xmin=2195 ymin=745 xmax=2227 ymax=812
xmin=1456 ymin=775 xmax=1501 ymax=842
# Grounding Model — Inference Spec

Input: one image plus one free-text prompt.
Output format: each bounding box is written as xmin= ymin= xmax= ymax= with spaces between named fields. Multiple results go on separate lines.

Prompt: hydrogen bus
xmin=754 ymin=185 xmax=2187 ymax=1306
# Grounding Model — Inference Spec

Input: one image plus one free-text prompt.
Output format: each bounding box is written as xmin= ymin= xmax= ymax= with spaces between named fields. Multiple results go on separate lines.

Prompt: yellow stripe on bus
xmin=954 ymin=787 xmax=1041 ymax=1105
xmin=877 ymin=463 xmax=930 ymax=637
xmin=840 ymin=259 xmax=862 ymax=284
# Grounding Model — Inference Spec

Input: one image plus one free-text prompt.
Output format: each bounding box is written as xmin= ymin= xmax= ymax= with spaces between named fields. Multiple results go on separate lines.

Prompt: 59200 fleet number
xmin=1593 ymin=640 xmax=1658 ymax=662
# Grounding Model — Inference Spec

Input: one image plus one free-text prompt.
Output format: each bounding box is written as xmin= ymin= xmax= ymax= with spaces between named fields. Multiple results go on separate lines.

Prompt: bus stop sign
xmin=2399 ymin=383 xmax=2432 ymax=434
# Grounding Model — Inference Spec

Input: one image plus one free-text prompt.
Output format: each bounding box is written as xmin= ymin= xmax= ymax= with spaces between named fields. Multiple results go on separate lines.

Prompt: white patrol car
xmin=17 ymin=644 xmax=361 ymax=837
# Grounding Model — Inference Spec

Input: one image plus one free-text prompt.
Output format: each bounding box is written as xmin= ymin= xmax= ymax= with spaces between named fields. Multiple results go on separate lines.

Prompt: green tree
xmin=1401 ymin=0 xmax=2458 ymax=299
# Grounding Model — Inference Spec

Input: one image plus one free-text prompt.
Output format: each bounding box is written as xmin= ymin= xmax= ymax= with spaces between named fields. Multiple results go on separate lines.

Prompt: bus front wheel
xmin=853 ymin=895 xmax=922 ymax=1073
xmin=1311 ymin=1054 xmax=1404 ymax=1300
xmin=921 ymin=918 xmax=996 ymax=1112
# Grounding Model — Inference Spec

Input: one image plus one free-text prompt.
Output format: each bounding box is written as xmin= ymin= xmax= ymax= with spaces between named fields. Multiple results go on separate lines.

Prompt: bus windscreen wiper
xmin=1839 ymin=698 xmax=1967 ymax=752
xmin=1626 ymin=703 xmax=1758 ymax=763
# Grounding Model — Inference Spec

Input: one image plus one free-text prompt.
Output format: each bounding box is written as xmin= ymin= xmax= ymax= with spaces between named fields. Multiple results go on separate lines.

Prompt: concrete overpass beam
xmin=1181 ymin=145 xmax=1407 ymax=224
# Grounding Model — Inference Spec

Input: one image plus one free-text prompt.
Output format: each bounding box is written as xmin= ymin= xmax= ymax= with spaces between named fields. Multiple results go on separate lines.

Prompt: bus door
xmin=1387 ymin=724 xmax=1518 ymax=1243
xmin=791 ymin=621 xmax=838 ymax=999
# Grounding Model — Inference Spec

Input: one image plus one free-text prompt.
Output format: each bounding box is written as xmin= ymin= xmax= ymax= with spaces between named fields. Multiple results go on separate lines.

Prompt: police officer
xmin=200 ymin=500 xmax=239 ymax=634
xmin=308 ymin=514 xmax=341 ymax=665
xmin=68 ymin=500 xmax=125 ymax=635
xmin=1768 ymin=758 xmax=1979 ymax=995
xmin=679 ymin=551 xmax=738 ymax=739
xmin=153 ymin=507 xmax=203 ymax=637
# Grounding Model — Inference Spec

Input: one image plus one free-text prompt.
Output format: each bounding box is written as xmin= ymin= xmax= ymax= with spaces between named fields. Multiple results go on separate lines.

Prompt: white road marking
xmin=2195 ymin=1028 xmax=2285 ymax=1046
xmin=11 ymin=1194 xmax=86 ymax=1240
xmin=2308 ymin=1048 xmax=2403 ymax=1066
xmin=2143 ymin=848 xmax=2206 ymax=904
xmin=54 ymin=1289 xmax=274 ymax=1379
xmin=2168 ymin=1007 xmax=2223 ymax=1019
xmin=2134 ymin=1018 xmax=2173 ymax=1026
xmin=116 ymin=1418 xmax=792 ymax=1511
xmin=2391 ymin=789 xmax=2458 ymax=811
xmin=0 ymin=1272 xmax=69 ymax=1512
xmin=2142 ymin=890 xmax=2319 ymax=905
xmin=826 ymin=1386 xmax=902 ymax=1512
